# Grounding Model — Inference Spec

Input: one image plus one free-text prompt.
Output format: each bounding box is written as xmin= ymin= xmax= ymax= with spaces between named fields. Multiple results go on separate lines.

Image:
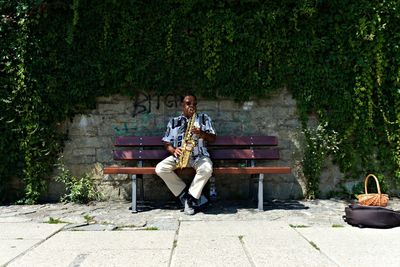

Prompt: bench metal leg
xmin=258 ymin=173 xmax=264 ymax=211
xmin=139 ymin=174 xmax=144 ymax=202
xmin=131 ymin=174 xmax=137 ymax=213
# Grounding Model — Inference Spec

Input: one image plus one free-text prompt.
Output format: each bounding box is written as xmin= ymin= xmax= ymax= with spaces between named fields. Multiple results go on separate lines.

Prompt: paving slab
xmin=0 ymin=217 xmax=33 ymax=223
xmin=0 ymin=222 xmax=65 ymax=266
xmin=171 ymin=235 xmax=252 ymax=267
xmin=297 ymin=226 xmax=400 ymax=267
xmin=244 ymin=230 xmax=337 ymax=267
xmin=175 ymin=221 xmax=336 ymax=267
xmin=8 ymin=230 xmax=176 ymax=267
xmin=80 ymin=250 xmax=172 ymax=267
xmin=9 ymin=249 xmax=172 ymax=267
xmin=0 ymin=240 xmax=39 ymax=266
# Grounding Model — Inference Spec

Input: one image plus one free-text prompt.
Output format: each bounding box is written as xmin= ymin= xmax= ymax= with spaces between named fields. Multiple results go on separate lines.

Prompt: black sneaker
xmin=178 ymin=191 xmax=189 ymax=207
xmin=192 ymin=195 xmax=208 ymax=208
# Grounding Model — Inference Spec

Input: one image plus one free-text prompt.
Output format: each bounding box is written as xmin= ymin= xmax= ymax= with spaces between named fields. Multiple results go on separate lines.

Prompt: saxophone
xmin=176 ymin=113 xmax=196 ymax=169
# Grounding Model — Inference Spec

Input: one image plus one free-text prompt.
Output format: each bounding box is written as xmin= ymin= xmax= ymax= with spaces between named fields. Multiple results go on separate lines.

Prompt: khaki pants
xmin=155 ymin=156 xmax=213 ymax=199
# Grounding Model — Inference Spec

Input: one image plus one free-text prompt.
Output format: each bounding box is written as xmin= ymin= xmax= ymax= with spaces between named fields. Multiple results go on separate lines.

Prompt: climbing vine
xmin=1 ymin=0 xmax=399 ymax=203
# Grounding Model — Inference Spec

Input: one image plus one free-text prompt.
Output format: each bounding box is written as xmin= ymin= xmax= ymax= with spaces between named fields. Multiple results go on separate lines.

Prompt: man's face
xmin=182 ymin=95 xmax=197 ymax=117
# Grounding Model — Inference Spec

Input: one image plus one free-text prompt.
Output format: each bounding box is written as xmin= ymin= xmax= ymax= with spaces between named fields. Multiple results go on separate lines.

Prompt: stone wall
xmin=48 ymin=89 xmax=342 ymax=202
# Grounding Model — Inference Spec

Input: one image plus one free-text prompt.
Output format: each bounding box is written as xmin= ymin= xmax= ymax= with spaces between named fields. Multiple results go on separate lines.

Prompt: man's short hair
xmin=180 ymin=92 xmax=197 ymax=103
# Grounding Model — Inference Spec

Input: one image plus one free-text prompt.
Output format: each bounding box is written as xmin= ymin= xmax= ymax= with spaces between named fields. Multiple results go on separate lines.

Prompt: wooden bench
xmin=103 ymin=136 xmax=291 ymax=212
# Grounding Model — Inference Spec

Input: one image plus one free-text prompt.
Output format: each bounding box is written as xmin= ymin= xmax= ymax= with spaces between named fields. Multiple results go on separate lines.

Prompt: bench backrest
xmin=112 ymin=136 xmax=280 ymax=161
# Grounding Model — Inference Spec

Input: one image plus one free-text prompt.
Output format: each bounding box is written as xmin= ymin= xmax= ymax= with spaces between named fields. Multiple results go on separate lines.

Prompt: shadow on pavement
xmin=129 ymin=199 xmax=309 ymax=214
xmin=202 ymin=199 xmax=309 ymax=214
xmin=129 ymin=200 xmax=182 ymax=212
xmin=263 ymin=200 xmax=309 ymax=210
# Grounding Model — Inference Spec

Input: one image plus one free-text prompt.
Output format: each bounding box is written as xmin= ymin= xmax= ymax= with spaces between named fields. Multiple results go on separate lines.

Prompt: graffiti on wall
xmin=113 ymin=122 xmax=131 ymax=136
xmin=112 ymin=113 xmax=162 ymax=136
xmin=133 ymin=92 xmax=180 ymax=117
xmin=112 ymin=92 xmax=180 ymax=136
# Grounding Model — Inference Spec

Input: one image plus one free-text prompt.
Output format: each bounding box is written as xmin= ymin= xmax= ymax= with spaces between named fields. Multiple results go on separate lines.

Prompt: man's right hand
xmin=164 ymin=142 xmax=181 ymax=157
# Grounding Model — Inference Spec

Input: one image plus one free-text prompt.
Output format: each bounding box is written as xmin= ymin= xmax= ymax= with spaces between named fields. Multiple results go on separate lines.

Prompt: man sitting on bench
xmin=155 ymin=93 xmax=216 ymax=215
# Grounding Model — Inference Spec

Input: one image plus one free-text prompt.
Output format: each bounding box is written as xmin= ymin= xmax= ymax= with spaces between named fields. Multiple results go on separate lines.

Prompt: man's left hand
xmin=191 ymin=127 xmax=202 ymax=137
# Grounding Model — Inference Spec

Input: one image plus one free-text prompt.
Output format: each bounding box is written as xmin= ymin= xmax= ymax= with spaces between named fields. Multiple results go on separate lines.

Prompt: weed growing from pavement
xmin=142 ymin=227 xmax=159 ymax=230
xmin=331 ymin=224 xmax=344 ymax=228
xmin=47 ymin=217 xmax=68 ymax=224
xmin=289 ymin=224 xmax=309 ymax=228
xmin=83 ymin=214 xmax=95 ymax=224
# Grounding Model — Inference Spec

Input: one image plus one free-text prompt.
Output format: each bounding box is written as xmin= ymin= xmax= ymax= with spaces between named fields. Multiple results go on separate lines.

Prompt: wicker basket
xmin=357 ymin=174 xmax=389 ymax=207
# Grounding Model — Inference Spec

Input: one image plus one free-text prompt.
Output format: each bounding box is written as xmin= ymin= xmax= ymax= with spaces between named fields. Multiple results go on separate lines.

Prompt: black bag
xmin=343 ymin=204 xmax=400 ymax=229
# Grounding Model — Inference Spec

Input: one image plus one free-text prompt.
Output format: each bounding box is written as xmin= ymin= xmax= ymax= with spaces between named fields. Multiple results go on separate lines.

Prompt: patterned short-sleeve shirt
xmin=162 ymin=113 xmax=216 ymax=158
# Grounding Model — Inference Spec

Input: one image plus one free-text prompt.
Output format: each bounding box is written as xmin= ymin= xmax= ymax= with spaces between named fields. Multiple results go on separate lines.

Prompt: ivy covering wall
xmin=1 ymin=0 xmax=399 ymax=203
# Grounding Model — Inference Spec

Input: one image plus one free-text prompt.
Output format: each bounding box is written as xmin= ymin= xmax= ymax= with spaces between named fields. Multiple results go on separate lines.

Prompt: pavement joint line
xmin=238 ymin=235 xmax=256 ymax=267
xmin=291 ymin=227 xmax=341 ymax=267
xmin=4 ymin=223 xmax=68 ymax=267
xmin=167 ymin=220 xmax=181 ymax=267
xmin=271 ymin=216 xmax=284 ymax=221
xmin=67 ymin=253 xmax=89 ymax=267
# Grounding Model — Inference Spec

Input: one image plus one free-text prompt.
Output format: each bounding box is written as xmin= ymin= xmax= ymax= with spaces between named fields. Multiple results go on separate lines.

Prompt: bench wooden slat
xmin=115 ymin=136 xmax=162 ymax=147
xmin=114 ymin=135 xmax=278 ymax=147
xmin=103 ymin=166 xmax=291 ymax=175
xmin=213 ymin=166 xmax=291 ymax=174
xmin=212 ymin=136 xmax=277 ymax=146
xmin=211 ymin=149 xmax=280 ymax=160
xmin=113 ymin=148 xmax=280 ymax=160
xmin=113 ymin=150 xmax=168 ymax=160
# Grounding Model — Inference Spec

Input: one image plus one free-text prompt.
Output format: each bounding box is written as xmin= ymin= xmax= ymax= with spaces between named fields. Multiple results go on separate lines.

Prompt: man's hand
xmin=164 ymin=142 xmax=182 ymax=157
xmin=191 ymin=127 xmax=202 ymax=136
xmin=173 ymin=147 xmax=183 ymax=157
xmin=191 ymin=127 xmax=216 ymax=142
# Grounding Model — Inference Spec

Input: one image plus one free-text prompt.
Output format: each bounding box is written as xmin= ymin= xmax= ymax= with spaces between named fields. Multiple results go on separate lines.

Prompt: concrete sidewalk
xmin=1 ymin=199 xmax=400 ymax=266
